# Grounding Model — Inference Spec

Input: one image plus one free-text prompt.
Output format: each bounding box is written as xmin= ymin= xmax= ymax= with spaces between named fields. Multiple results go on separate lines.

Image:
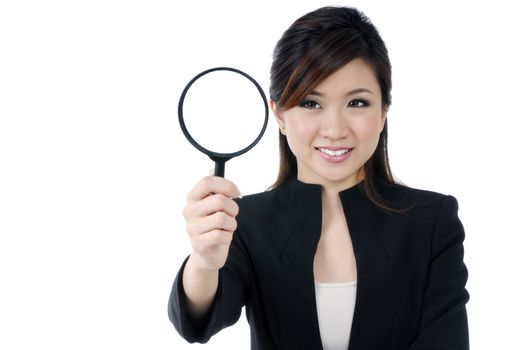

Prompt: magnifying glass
xmin=178 ymin=67 xmax=269 ymax=177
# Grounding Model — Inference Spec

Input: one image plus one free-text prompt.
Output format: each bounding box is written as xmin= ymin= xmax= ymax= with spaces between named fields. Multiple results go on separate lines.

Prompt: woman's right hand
xmin=183 ymin=176 xmax=241 ymax=271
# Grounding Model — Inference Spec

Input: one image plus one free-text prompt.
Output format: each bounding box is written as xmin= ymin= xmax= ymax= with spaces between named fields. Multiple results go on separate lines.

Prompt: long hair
xmin=269 ymin=6 xmax=405 ymax=212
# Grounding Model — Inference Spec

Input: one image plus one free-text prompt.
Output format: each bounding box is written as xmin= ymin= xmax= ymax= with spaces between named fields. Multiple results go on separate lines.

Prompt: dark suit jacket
xmin=168 ymin=176 xmax=470 ymax=349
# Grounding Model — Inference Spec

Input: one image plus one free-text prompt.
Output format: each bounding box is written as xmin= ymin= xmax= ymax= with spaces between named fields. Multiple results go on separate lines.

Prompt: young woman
xmin=169 ymin=6 xmax=469 ymax=349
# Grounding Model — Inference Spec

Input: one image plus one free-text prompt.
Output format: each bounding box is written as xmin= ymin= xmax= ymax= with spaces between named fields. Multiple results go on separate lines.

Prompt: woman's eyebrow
xmin=309 ymin=88 xmax=374 ymax=96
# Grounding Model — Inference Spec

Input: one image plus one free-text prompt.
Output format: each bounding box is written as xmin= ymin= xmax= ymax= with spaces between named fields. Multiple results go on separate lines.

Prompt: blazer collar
xmin=279 ymin=176 xmax=391 ymax=267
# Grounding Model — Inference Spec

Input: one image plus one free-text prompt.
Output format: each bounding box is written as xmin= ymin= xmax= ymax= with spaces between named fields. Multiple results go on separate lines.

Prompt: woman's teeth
xmin=317 ymin=148 xmax=351 ymax=156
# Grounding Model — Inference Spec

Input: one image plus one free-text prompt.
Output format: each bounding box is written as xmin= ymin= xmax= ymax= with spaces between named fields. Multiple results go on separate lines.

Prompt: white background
xmin=1 ymin=0 xmax=526 ymax=349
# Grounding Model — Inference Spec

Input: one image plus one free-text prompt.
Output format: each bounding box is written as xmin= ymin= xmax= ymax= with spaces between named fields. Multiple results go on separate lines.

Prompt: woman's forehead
xmin=310 ymin=59 xmax=380 ymax=96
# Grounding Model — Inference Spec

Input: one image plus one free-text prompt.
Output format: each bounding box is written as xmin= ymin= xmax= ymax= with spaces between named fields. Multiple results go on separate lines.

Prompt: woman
xmin=169 ymin=6 xmax=469 ymax=349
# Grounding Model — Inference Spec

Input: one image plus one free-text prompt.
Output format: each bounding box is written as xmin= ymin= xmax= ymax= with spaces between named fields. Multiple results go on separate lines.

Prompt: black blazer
xmin=168 ymin=176 xmax=470 ymax=349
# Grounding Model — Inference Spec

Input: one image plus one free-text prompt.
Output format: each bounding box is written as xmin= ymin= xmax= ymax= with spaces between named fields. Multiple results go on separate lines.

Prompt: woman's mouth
xmin=316 ymin=147 xmax=353 ymax=163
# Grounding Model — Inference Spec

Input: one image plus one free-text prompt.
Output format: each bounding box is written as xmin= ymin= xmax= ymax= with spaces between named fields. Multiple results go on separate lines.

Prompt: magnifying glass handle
xmin=214 ymin=159 xmax=225 ymax=177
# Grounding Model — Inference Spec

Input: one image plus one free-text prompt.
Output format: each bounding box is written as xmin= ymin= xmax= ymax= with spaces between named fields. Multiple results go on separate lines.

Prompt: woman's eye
xmin=299 ymin=100 xmax=321 ymax=109
xmin=348 ymin=99 xmax=369 ymax=108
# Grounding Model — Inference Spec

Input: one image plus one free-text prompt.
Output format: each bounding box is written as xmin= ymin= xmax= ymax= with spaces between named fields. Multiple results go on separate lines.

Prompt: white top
xmin=314 ymin=281 xmax=357 ymax=350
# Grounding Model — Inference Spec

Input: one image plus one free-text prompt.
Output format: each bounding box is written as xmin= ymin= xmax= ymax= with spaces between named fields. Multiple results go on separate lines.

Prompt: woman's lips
xmin=316 ymin=147 xmax=353 ymax=163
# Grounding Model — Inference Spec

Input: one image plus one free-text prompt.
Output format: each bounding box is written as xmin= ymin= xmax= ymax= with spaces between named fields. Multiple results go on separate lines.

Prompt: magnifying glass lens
xmin=182 ymin=70 xmax=267 ymax=154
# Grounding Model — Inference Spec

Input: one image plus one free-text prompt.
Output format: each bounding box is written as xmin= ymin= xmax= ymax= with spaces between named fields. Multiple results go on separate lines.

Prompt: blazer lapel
xmin=278 ymin=179 xmax=324 ymax=348
xmin=339 ymin=185 xmax=393 ymax=348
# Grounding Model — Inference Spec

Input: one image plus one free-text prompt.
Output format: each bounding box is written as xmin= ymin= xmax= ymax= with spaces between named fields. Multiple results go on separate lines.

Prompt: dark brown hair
xmin=269 ymin=6 xmax=405 ymax=212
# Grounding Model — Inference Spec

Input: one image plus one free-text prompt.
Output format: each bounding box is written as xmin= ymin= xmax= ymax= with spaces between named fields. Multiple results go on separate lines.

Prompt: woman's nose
xmin=319 ymin=109 xmax=349 ymax=139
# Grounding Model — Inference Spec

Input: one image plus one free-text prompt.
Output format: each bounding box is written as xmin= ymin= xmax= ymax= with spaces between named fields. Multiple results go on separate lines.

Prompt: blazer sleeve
xmin=167 ymin=230 xmax=252 ymax=343
xmin=409 ymin=195 xmax=470 ymax=349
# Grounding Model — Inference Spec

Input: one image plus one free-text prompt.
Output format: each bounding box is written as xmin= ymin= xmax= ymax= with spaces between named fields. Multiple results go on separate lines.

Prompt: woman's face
xmin=272 ymin=58 xmax=386 ymax=190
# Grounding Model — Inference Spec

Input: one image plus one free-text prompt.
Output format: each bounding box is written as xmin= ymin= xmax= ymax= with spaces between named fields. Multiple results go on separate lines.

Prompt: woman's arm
xmin=168 ymin=176 xmax=250 ymax=343
xmin=181 ymin=253 xmax=220 ymax=321
xmin=409 ymin=195 xmax=470 ymax=349
xmin=168 ymin=232 xmax=251 ymax=344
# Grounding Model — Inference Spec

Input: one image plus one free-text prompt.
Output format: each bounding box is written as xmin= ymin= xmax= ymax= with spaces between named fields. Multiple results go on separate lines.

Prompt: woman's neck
xmin=319 ymin=168 xmax=365 ymax=216
xmin=321 ymin=188 xmax=341 ymax=220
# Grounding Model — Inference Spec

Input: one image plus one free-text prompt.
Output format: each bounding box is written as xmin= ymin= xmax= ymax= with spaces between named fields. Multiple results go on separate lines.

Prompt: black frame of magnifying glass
xmin=178 ymin=67 xmax=269 ymax=177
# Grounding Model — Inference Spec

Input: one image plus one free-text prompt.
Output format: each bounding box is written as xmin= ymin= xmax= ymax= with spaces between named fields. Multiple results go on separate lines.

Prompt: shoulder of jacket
xmin=375 ymin=179 xmax=453 ymax=213
xmin=234 ymin=186 xmax=281 ymax=214
xmin=232 ymin=182 xmax=301 ymax=226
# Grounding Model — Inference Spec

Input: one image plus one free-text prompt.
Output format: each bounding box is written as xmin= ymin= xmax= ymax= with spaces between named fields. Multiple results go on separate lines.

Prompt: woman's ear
xmin=380 ymin=110 xmax=387 ymax=133
xmin=270 ymin=100 xmax=287 ymax=135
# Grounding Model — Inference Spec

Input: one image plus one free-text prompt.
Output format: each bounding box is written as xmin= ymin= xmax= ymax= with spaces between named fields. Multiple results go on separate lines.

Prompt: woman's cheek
xmin=354 ymin=115 xmax=384 ymax=139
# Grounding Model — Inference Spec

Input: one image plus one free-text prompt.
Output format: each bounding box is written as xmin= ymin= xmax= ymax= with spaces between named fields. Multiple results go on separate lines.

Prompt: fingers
xmin=183 ymin=193 xmax=239 ymax=219
xmin=187 ymin=176 xmax=241 ymax=202
xmin=182 ymin=176 xmax=241 ymax=266
xmin=195 ymin=229 xmax=234 ymax=248
xmin=187 ymin=211 xmax=237 ymax=237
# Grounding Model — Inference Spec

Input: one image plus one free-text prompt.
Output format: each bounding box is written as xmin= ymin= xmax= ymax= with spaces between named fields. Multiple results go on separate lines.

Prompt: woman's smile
xmin=316 ymin=147 xmax=353 ymax=163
